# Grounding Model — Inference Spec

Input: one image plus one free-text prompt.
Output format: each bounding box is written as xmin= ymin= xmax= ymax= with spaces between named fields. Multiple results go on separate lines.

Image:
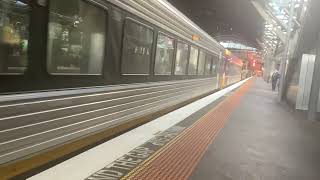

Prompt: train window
xmin=47 ymin=0 xmax=107 ymax=75
xmin=154 ymin=33 xmax=174 ymax=75
xmin=122 ymin=19 xmax=153 ymax=75
xmin=211 ymin=55 xmax=219 ymax=76
xmin=204 ymin=53 xmax=212 ymax=75
xmin=188 ymin=46 xmax=198 ymax=75
xmin=0 ymin=0 xmax=30 ymax=74
xmin=174 ymin=42 xmax=188 ymax=75
xmin=197 ymin=50 xmax=206 ymax=75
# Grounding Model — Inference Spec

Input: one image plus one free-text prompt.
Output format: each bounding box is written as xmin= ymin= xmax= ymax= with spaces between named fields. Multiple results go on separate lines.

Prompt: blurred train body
xmin=0 ymin=0 xmax=243 ymax=164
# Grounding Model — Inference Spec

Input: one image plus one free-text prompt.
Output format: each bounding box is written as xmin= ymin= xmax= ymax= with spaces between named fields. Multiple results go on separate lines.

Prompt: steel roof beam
xmin=251 ymin=0 xmax=286 ymax=43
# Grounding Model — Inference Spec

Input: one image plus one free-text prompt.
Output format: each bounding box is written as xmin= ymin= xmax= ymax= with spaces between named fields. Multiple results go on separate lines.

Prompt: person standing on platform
xmin=271 ymin=69 xmax=280 ymax=91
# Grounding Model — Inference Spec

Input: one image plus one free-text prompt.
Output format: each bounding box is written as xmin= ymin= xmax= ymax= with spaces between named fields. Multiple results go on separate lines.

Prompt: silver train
xmin=0 ymin=0 xmax=242 ymax=164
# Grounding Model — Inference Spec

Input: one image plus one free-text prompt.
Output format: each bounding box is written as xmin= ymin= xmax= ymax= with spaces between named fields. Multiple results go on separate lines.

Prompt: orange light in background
xmin=192 ymin=35 xmax=200 ymax=41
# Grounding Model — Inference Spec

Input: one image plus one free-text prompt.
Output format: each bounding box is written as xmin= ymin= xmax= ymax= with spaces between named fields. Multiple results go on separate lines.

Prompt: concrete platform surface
xmin=191 ymin=78 xmax=320 ymax=180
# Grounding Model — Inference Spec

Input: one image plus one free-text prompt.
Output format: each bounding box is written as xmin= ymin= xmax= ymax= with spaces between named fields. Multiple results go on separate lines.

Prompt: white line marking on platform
xmin=28 ymin=78 xmax=249 ymax=180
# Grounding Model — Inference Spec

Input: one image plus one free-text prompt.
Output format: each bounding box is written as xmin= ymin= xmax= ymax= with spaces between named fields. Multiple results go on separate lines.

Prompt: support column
xmin=278 ymin=0 xmax=295 ymax=101
xmin=307 ymin=33 xmax=320 ymax=121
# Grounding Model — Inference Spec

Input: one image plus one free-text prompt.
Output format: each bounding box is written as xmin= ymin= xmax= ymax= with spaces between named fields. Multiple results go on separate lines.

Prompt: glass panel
xmin=197 ymin=50 xmax=205 ymax=75
xmin=174 ymin=42 xmax=188 ymax=75
xmin=0 ymin=0 xmax=30 ymax=74
xmin=122 ymin=20 xmax=153 ymax=75
xmin=154 ymin=34 xmax=174 ymax=75
xmin=204 ymin=53 xmax=212 ymax=75
xmin=188 ymin=46 xmax=198 ymax=75
xmin=211 ymin=55 xmax=219 ymax=76
xmin=47 ymin=0 xmax=107 ymax=75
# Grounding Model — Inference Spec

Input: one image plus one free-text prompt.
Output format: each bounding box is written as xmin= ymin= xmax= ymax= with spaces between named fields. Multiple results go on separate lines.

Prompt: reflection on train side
xmin=47 ymin=0 xmax=107 ymax=75
xmin=0 ymin=0 xmax=29 ymax=74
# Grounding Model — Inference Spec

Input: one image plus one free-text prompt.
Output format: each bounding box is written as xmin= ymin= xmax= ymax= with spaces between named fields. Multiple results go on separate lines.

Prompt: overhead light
xmin=192 ymin=35 xmax=200 ymax=41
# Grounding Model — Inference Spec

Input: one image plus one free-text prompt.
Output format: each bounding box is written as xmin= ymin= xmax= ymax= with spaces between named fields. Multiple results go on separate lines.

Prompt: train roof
xmin=106 ymin=0 xmax=225 ymax=56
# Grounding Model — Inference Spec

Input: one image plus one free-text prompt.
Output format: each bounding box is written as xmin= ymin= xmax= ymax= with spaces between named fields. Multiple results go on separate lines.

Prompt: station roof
xmin=168 ymin=0 xmax=265 ymax=48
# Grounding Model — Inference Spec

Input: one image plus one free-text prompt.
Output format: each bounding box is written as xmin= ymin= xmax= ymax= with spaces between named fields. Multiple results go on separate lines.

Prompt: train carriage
xmin=0 ymin=0 xmax=242 ymax=165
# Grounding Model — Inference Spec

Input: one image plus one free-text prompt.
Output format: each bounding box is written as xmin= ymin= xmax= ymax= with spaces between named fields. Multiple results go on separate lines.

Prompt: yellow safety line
xmin=121 ymin=123 xmax=194 ymax=179
xmin=121 ymin=82 xmax=247 ymax=179
xmin=122 ymin=79 xmax=252 ymax=179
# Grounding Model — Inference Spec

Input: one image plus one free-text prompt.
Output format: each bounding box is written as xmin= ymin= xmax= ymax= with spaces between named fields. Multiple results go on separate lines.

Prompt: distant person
xmin=271 ymin=70 xmax=280 ymax=91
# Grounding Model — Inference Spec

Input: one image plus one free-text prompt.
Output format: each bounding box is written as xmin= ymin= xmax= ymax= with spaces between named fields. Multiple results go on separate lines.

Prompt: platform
xmin=26 ymin=78 xmax=320 ymax=180
xmin=190 ymin=78 xmax=320 ymax=180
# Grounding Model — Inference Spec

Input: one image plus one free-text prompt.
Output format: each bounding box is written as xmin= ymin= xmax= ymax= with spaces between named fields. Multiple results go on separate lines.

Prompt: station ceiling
xmin=168 ymin=0 xmax=265 ymax=48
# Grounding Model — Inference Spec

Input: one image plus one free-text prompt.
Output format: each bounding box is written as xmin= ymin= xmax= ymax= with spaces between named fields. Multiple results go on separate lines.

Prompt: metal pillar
xmin=278 ymin=0 xmax=295 ymax=101
xmin=307 ymin=33 xmax=320 ymax=121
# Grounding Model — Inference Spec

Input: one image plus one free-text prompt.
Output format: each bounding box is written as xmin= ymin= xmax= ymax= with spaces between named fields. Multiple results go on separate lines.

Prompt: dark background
xmin=168 ymin=0 xmax=265 ymax=48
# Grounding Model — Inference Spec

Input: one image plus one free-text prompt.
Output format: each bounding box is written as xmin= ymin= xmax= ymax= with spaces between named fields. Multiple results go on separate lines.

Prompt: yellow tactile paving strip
xmin=122 ymin=79 xmax=253 ymax=180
